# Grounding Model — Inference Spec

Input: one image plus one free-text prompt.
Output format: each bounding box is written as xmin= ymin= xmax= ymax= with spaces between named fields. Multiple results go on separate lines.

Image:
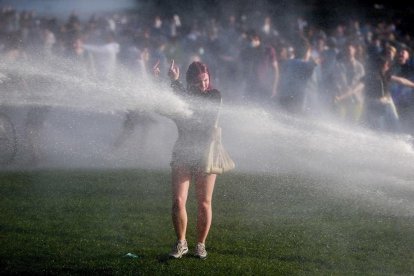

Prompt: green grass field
xmin=1 ymin=169 xmax=413 ymax=275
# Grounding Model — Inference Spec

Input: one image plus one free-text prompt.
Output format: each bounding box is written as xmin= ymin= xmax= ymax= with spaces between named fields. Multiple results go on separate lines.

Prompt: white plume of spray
xmin=0 ymin=56 xmax=192 ymax=118
xmin=0 ymin=55 xmax=191 ymax=170
xmin=2 ymin=56 xmax=414 ymax=216
xmin=220 ymin=104 xmax=414 ymax=216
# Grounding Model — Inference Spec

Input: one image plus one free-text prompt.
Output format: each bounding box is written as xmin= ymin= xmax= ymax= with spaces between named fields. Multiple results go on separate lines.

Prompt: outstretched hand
xmin=152 ymin=60 xmax=160 ymax=77
xmin=168 ymin=60 xmax=180 ymax=81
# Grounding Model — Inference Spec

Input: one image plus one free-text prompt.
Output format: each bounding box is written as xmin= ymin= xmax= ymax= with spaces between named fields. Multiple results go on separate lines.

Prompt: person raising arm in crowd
xmin=154 ymin=59 xmax=221 ymax=259
xmin=363 ymin=56 xmax=414 ymax=132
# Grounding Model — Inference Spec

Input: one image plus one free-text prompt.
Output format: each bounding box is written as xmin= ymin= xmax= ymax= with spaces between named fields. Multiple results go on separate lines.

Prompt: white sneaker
xmin=194 ymin=242 xmax=207 ymax=259
xmin=169 ymin=240 xmax=188 ymax=259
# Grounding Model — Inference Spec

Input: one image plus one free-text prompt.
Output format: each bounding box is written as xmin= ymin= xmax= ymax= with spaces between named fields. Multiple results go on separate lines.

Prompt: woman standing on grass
xmin=154 ymin=60 xmax=221 ymax=259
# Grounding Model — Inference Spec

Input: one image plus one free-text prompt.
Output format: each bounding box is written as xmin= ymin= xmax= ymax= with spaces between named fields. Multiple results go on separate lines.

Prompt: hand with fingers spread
xmin=168 ymin=59 xmax=180 ymax=81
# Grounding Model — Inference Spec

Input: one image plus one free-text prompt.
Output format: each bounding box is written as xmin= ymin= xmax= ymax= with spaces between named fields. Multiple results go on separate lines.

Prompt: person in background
xmin=239 ymin=31 xmax=278 ymax=106
xmin=82 ymin=32 xmax=120 ymax=81
xmin=1 ymin=32 xmax=50 ymax=165
xmin=334 ymin=41 xmax=366 ymax=123
xmin=389 ymin=47 xmax=414 ymax=132
xmin=113 ymin=44 xmax=158 ymax=150
xmin=384 ymin=45 xmax=397 ymax=66
xmin=363 ymin=56 xmax=414 ymax=132
xmin=276 ymin=37 xmax=317 ymax=114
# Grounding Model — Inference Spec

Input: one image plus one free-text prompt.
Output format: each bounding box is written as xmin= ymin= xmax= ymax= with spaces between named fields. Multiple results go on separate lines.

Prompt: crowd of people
xmin=1 ymin=4 xmax=414 ymax=135
xmin=2 ymin=3 xmax=414 ymax=259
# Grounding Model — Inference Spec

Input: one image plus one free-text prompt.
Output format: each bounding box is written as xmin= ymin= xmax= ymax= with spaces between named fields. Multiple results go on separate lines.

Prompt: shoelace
xmin=175 ymin=241 xmax=187 ymax=252
xmin=196 ymin=243 xmax=206 ymax=254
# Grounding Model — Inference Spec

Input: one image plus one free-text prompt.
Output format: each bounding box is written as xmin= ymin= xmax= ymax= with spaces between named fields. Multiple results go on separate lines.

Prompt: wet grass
xmin=1 ymin=169 xmax=413 ymax=275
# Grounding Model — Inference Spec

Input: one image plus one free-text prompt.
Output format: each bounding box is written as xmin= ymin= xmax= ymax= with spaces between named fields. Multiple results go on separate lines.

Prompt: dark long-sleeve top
xmin=363 ymin=70 xmax=392 ymax=100
xmin=169 ymin=80 xmax=222 ymax=163
xmin=277 ymin=58 xmax=317 ymax=100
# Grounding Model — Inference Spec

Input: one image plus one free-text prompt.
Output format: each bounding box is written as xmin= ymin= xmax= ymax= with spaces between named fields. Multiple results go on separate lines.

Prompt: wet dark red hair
xmin=186 ymin=61 xmax=211 ymax=90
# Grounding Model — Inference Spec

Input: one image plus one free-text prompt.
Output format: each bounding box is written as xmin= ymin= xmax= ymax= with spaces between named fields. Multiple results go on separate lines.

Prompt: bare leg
xmin=171 ymin=165 xmax=191 ymax=241
xmin=113 ymin=113 xmax=135 ymax=148
xmin=194 ymin=172 xmax=216 ymax=244
xmin=25 ymin=107 xmax=49 ymax=164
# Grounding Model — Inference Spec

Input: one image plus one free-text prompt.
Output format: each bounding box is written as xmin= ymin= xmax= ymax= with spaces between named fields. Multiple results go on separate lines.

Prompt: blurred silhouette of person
xmin=239 ymin=31 xmax=278 ymax=106
xmin=215 ymin=15 xmax=243 ymax=100
xmin=384 ymin=45 xmax=397 ymax=65
xmin=334 ymin=41 xmax=366 ymax=123
xmin=41 ymin=27 xmax=56 ymax=58
xmin=363 ymin=56 xmax=414 ymax=132
xmin=2 ymin=32 xmax=50 ymax=165
xmin=167 ymin=14 xmax=182 ymax=38
xmin=277 ymin=37 xmax=317 ymax=114
xmin=113 ymin=45 xmax=158 ymax=150
xmin=310 ymin=40 xmax=339 ymax=114
xmin=389 ymin=47 xmax=414 ymax=132
xmin=65 ymin=36 xmax=95 ymax=78
xmin=24 ymin=105 xmax=50 ymax=165
xmin=259 ymin=16 xmax=279 ymax=45
xmin=82 ymin=32 xmax=120 ymax=81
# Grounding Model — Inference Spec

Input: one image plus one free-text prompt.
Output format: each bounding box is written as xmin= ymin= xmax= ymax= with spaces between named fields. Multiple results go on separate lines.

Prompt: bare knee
xmin=172 ymin=197 xmax=187 ymax=212
xmin=198 ymin=199 xmax=212 ymax=212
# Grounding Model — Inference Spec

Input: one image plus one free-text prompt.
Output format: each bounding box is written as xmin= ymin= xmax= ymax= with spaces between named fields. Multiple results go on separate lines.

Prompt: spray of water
xmin=0 ymin=57 xmax=192 ymax=117
xmin=1 ymin=56 xmax=414 ymax=216
xmin=222 ymin=105 xmax=414 ymax=216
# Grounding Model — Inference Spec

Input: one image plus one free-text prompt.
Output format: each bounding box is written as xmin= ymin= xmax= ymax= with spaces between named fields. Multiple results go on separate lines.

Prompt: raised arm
xmin=168 ymin=60 xmax=185 ymax=93
xmin=271 ymin=60 xmax=279 ymax=98
xmin=391 ymin=75 xmax=414 ymax=89
xmin=168 ymin=59 xmax=180 ymax=81
xmin=152 ymin=60 xmax=161 ymax=77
